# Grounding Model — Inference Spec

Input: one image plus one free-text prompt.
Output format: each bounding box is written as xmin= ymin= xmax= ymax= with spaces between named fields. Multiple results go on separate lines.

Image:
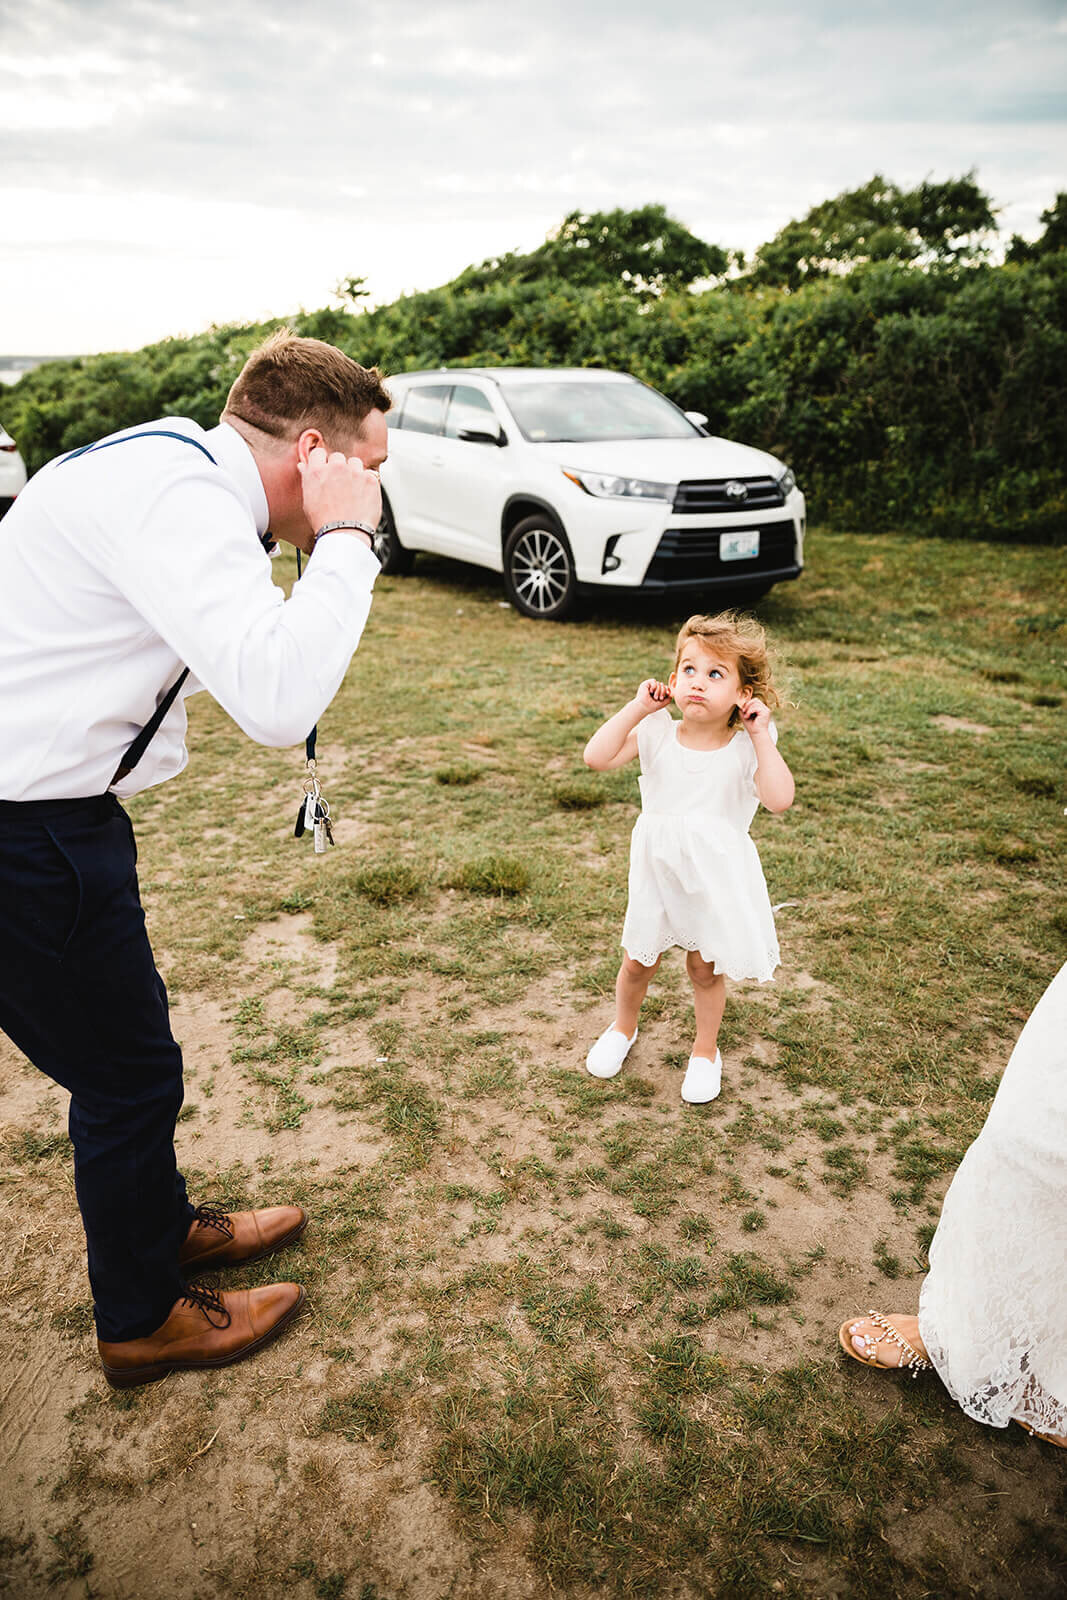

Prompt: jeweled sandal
xmin=838 ymin=1311 xmax=931 ymax=1378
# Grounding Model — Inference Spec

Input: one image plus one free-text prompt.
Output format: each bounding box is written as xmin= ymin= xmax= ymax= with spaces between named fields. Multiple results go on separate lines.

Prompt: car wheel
xmin=373 ymin=495 xmax=415 ymax=575
xmin=503 ymin=515 xmax=578 ymax=621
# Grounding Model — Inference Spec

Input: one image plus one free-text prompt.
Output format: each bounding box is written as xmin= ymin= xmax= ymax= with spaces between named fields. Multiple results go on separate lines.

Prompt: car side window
xmin=399 ymin=384 xmax=451 ymax=435
xmin=445 ymin=386 xmax=497 ymax=439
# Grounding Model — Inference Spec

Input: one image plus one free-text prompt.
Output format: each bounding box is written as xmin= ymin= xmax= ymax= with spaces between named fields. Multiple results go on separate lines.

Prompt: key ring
xmin=293 ymin=752 xmax=335 ymax=850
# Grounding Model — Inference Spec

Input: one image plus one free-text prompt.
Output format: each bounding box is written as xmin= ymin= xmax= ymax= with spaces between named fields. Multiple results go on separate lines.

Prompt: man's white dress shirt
xmin=0 ymin=418 xmax=379 ymax=801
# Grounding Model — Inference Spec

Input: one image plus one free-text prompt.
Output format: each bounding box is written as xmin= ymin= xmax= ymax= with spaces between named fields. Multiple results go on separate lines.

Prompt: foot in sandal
xmin=843 ymin=1316 xmax=1067 ymax=1445
xmin=838 ymin=1311 xmax=931 ymax=1377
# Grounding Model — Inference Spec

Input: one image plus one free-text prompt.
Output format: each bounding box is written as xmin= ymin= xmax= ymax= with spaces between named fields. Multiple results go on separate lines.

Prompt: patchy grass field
xmin=1 ymin=529 xmax=1065 ymax=1600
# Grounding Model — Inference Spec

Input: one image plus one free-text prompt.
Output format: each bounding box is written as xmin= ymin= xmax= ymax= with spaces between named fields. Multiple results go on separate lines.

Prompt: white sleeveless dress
xmin=620 ymin=709 xmax=780 ymax=981
xmin=918 ymin=961 xmax=1067 ymax=1436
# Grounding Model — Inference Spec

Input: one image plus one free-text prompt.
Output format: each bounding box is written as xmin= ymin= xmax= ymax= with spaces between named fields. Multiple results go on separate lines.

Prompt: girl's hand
xmin=584 ymin=683 xmax=666 ymax=770
xmin=635 ymin=679 xmax=671 ymax=713
xmin=739 ymin=695 xmax=773 ymax=737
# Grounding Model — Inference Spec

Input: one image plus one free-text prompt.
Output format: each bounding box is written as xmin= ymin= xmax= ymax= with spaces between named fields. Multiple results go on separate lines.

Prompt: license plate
xmin=720 ymin=530 xmax=760 ymax=561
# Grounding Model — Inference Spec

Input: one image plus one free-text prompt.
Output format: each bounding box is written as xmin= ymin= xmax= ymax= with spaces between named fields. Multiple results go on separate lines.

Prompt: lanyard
xmin=291 ymin=548 xmax=333 ymax=850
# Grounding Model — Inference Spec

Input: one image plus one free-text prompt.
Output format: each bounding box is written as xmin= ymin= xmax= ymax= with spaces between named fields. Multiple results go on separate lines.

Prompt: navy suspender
xmin=63 ymin=430 xmax=219 ymax=781
xmin=62 ymin=429 xmax=218 ymax=467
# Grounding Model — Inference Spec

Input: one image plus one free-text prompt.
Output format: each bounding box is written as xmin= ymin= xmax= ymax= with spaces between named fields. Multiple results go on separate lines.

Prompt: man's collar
xmin=206 ymin=422 xmax=271 ymax=537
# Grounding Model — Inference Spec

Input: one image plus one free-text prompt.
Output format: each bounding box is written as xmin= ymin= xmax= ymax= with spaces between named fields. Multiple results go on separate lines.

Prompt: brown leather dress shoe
xmin=178 ymin=1203 xmax=307 ymax=1271
xmin=98 ymin=1282 xmax=305 ymax=1389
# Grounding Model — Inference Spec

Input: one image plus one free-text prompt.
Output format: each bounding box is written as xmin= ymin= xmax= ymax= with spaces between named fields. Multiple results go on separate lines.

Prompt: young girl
xmin=582 ymin=612 xmax=794 ymax=1103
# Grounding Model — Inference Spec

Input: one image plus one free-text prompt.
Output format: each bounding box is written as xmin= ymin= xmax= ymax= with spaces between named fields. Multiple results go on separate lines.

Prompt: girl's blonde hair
xmin=673 ymin=611 xmax=781 ymax=728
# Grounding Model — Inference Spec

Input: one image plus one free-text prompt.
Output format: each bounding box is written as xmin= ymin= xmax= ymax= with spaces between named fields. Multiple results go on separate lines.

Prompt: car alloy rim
xmin=511 ymin=527 xmax=570 ymax=613
xmin=372 ymin=516 xmax=391 ymax=562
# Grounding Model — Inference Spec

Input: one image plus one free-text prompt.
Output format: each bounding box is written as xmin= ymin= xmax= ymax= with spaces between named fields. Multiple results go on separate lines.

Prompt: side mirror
xmin=684 ymin=410 xmax=708 ymax=429
xmin=458 ymin=424 xmax=507 ymax=447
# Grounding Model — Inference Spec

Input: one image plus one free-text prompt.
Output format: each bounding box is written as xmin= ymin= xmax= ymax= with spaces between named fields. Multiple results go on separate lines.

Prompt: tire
xmin=373 ymin=495 xmax=415 ymax=575
xmin=503 ymin=514 xmax=578 ymax=621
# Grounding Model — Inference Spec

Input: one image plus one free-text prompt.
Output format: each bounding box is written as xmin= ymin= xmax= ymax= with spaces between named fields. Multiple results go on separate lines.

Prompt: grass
xmin=449 ymin=854 xmax=531 ymax=896
xmin=5 ymin=1129 xmax=69 ymax=1161
xmin=2 ymin=528 xmax=1065 ymax=1599
xmin=553 ymin=781 xmax=605 ymax=810
xmin=347 ymin=861 xmax=424 ymax=904
xmin=434 ymin=762 xmax=482 ymax=786
xmin=873 ymin=1236 xmax=904 ymax=1279
xmin=45 ymin=1519 xmax=93 ymax=1584
xmin=705 ymin=1251 xmax=795 ymax=1315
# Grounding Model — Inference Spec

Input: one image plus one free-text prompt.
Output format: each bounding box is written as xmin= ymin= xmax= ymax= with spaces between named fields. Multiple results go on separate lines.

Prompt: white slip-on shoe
xmin=586 ymin=1026 xmax=638 ymax=1079
xmin=681 ymin=1051 xmax=722 ymax=1103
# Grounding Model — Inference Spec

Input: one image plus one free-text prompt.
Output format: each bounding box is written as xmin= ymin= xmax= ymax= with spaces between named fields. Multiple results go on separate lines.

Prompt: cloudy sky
xmin=3 ymin=0 xmax=1065 ymax=355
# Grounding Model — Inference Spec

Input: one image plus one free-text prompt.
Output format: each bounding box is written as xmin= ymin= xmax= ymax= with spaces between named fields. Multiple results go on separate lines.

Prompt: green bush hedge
xmin=6 ymin=216 xmax=1065 ymax=543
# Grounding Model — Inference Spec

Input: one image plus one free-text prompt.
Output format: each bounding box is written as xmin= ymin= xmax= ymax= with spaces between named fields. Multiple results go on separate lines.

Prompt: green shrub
xmin=349 ymin=862 xmax=424 ymax=905
xmin=553 ymin=783 xmax=605 ymax=811
xmin=451 ymin=855 xmax=530 ymax=896
xmin=8 ymin=199 xmax=1065 ymax=543
xmin=434 ymin=764 xmax=481 ymax=786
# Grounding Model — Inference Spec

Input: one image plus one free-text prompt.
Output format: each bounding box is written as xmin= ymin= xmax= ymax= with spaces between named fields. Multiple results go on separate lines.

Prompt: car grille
xmin=673 ymin=476 xmax=784 ymax=513
xmin=644 ymin=522 xmax=797 ymax=585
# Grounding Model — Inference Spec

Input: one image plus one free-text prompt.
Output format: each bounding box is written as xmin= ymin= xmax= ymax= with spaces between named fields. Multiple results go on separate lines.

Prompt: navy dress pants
xmin=0 ymin=794 xmax=193 ymax=1341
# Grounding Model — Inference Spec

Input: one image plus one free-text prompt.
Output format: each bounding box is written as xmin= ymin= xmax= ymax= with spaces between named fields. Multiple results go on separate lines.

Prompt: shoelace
xmin=188 ymin=1203 xmax=235 ymax=1238
xmin=179 ymin=1282 xmax=232 ymax=1329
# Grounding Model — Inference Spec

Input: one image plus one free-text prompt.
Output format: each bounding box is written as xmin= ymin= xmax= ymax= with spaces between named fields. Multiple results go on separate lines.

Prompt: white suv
xmin=376 ymin=367 xmax=805 ymax=620
xmin=0 ymin=422 xmax=27 ymax=518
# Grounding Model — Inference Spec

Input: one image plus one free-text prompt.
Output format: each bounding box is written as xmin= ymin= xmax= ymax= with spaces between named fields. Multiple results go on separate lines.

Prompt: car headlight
xmin=776 ymin=465 xmax=796 ymax=496
xmin=562 ymin=468 xmax=674 ymax=501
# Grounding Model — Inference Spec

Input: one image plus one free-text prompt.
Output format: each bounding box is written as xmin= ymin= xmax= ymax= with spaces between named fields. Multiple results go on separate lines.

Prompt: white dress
xmin=918 ymin=962 xmax=1067 ymax=1436
xmin=620 ymin=709 xmax=780 ymax=981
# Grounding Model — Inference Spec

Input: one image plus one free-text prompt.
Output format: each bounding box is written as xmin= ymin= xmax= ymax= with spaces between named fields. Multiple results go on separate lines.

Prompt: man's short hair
xmin=224 ymin=329 xmax=390 ymax=444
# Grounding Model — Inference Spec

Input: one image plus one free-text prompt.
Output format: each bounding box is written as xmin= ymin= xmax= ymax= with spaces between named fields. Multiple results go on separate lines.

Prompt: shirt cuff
xmin=308 ymin=530 xmax=381 ymax=582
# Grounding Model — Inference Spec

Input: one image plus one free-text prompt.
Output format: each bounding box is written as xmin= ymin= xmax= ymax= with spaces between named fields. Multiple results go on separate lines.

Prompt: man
xmin=0 ymin=331 xmax=388 ymax=1388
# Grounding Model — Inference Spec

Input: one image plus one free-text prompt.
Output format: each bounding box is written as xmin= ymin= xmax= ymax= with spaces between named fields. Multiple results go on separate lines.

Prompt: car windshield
xmin=502 ymin=380 xmax=699 ymax=443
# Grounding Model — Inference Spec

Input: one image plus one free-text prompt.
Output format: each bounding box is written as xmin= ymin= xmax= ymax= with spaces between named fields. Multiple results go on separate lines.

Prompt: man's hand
xmin=298 ymin=446 xmax=382 ymax=551
xmin=635 ymin=678 xmax=671 ymax=714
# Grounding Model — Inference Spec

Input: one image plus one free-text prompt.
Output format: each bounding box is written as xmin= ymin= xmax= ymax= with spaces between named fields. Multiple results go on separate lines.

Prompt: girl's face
xmin=669 ymin=640 xmax=748 ymax=720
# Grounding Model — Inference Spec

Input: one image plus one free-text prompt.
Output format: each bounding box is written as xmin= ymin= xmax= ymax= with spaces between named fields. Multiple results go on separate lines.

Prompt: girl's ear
xmin=668 ymin=670 xmax=677 ymax=697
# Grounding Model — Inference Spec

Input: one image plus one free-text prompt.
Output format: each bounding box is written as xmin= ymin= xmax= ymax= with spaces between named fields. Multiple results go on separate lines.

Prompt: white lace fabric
xmin=918 ymin=962 xmax=1067 ymax=1436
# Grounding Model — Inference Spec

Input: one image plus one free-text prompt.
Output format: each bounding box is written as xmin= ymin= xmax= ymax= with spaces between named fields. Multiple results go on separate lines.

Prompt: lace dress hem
xmin=919 ymin=1318 xmax=1067 ymax=1436
xmin=622 ymin=934 xmax=779 ymax=983
xmin=915 ymin=962 xmax=1067 ymax=1441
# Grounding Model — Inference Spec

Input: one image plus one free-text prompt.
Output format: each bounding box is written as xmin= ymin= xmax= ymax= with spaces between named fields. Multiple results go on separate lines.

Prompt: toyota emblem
xmin=725 ymin=480 xmax=748 ymax=501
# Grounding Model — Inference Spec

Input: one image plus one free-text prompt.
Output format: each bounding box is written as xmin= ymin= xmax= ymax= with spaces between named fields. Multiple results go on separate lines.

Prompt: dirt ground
xmin=2 ymin=909 xmax=1064 ymax=1600
xmin=3 ymin=532 xmax=1066 ymax=1598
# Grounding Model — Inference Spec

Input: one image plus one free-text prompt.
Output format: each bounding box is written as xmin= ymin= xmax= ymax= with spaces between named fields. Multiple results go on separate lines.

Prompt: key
xmin=313 ymin=796 xmax=333 ymax=853
xmin=313 ymin=796 xmax=329 ymax=854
